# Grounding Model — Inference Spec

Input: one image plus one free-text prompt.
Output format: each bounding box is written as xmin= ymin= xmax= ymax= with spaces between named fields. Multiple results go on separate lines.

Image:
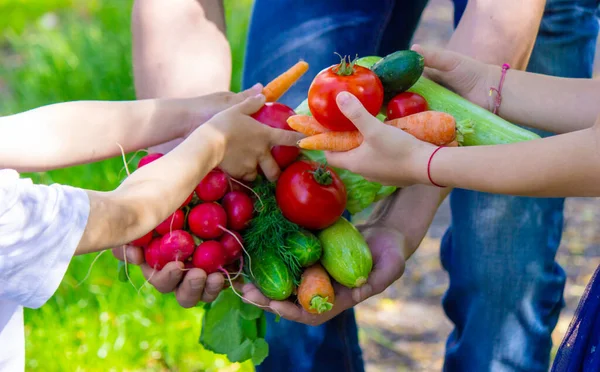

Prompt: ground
xmin=356 ymin=1 xmax=600 ymax=370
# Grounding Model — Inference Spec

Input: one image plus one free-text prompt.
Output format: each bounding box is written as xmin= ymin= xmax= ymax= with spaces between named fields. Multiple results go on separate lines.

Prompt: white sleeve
xmin=0 ymin=173 xmax=90 ymax=309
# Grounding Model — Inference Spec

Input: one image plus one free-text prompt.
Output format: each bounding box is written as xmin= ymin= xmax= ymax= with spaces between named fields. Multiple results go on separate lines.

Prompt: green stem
xmin=310 ymin=296 xmax=333 ymax=314
xmin=310 ymin=166 xmax=333 ymax=186
xmin=333 ymin=53 xmax=358 ymax=76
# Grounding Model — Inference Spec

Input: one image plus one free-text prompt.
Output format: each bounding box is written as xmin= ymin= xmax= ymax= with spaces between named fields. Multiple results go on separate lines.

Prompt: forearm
xmin=494 ymin=68 xmax=600 ymax=133
xmin=425 ymin=126 xmax=600 ymax=197
xmin=448 ymin=0 xmax=546 ymax=68
xmin=132 ymin=0 xmax=230 ymax=99
xmin=76 ymin=126 xmax=224 ymax=254
xmin=0 ymin=99 xmax=189 ymax=172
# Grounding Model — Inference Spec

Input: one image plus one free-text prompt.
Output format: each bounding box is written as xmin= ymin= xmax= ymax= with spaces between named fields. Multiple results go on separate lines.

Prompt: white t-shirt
xmin=0 ymin=169 xmax=90 ymax=371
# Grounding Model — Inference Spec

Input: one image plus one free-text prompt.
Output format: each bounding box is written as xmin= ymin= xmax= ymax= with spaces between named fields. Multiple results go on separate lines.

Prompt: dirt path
xmin=357 ymin=1 xmax=600 ymax=370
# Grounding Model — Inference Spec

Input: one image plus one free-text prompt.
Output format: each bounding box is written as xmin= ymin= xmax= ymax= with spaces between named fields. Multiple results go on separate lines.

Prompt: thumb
xmin=336 ymin=91 xmax=379 ymax=134
xmin=411 ymin=43 xmax=460 ymax=72
xmin=235 ymin=83 xmax=264 ymax=101
xmin=232 ymin=93 xmax=266 ymax=115
xmin=267 ymin=127 xmax=305 ymax=147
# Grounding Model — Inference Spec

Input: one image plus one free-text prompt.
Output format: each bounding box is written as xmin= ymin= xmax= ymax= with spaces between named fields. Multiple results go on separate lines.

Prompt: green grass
xmin=0 ymin=0 xmax=255 ymax=370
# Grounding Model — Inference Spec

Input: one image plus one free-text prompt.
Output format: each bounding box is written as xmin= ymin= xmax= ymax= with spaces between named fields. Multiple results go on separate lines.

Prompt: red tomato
xmin=308 ymin=59 xmax=383 ymax=131
xmin=276 ymin=160 xmax=346 ymax=230
xmin=386 ymin=92 xmax=428 ymax=120
xmin=251 ymin=102 xmax=300 ymax=169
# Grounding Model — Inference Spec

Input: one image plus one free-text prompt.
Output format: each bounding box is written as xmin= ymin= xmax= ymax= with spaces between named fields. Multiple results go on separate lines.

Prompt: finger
xmin=233 ymin=94 xmax=266 ymax=115
xmin=410 ymin=43 xmax=460 ymax=72
xmin=239 ymin=283 xmax=271 ymax=308
xmin=242 ymin=170 xmax=258 ymax=182
xmin=267 ymin=127 xmax=305 ymax=147
xmin=117 ymin=245 xmax=145 ymax=265
xmin=175 ymin=268 xmax=207 ymax=308
xmin=200 ymin=272 xmax=225 ymax=302
xmin=141 ymin=261 xmax=184 ymax=293
xmin=324 ymin=149 xmax=360 ymax=171
xmin=258 ymin=153 xmax=281 ymax=182
xmin=268 ymin=300 xmax=306 ymax=322
xmin=236 ymin=83 xmax=264 ymax=100
xmin=335 ymin=91 xmax=380 ymax=134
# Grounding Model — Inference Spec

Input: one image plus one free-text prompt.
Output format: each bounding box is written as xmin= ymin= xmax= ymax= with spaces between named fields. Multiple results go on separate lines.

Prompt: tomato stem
xmin=333 ymin=53 xmax=358 ymax=76
xmin=311 ymin=165 xmax=333 ymax=186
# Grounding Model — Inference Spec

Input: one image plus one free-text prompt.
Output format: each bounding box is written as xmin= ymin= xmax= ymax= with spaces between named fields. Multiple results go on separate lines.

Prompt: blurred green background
xmin=0 ymin=0 xmax=255 ymax=370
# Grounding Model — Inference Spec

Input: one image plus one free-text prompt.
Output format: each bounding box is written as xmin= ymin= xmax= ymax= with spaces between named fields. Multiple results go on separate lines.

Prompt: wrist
xmin=407 ymin=143 xmax=437 ymax=185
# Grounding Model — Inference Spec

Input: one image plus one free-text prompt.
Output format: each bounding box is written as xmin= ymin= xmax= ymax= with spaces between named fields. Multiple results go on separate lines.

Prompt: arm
xmin=0 ymin=99 xmax=188 ymax=172
xmin=448 ymin=0 xmax=546 ymax=69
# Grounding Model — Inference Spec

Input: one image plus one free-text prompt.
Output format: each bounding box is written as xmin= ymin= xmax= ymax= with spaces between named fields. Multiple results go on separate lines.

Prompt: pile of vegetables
xmin=122 ymin=48 xmax=544 ymax=366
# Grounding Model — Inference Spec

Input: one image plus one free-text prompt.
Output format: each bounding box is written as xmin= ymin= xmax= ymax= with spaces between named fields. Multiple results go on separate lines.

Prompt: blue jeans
xmin=242 ymin=1 xmax=600 ymax=371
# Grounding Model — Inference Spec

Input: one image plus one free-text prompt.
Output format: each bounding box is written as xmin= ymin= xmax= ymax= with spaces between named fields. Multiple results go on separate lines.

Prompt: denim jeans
xmin=242 ymin=1 xmax=600 ymax=371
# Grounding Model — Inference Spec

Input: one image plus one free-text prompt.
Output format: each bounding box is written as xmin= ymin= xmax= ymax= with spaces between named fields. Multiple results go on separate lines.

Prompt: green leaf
xmin=240 ymin=302 xmax=263 ymax=321
xmin=227 ymin=339 xmax=254 ymax=363
xmin=199 ymin=290 xmax=243 ymax=354
xmin=257 ymin=312 xmax=267 ymax=339
xmin=241 ymin=318 xmax=258 ymax=340
xmin=251 ymin=339 xmax=269 ymax=366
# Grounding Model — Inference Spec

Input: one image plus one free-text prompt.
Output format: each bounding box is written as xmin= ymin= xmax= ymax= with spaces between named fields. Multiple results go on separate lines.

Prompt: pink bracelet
xmin=489 ymin=63 xmax=510 ymax=115
xmin=427 ymin=146 xmax=446 ymax=188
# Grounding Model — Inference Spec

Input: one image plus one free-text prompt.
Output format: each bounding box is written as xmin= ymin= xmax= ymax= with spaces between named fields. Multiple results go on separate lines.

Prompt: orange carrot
xmin=262 ymin=61 xmax=309 ymax=102
xmin=298 ymin=264 xmax=335 ymax=314
xmin=297 ymin=131 xmax=363 ymax=151
xmin=385 ymin=111 xmax=456 ymax=146
xmin=287 ymin=115 xmax=330 ymax=136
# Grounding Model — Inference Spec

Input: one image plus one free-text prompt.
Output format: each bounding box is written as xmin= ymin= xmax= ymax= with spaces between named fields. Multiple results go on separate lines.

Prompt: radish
xmin=145 ymin=238 xmax=169 ymax=270
xmin=192 ymin=241 xmax=226 ymax=274
xmin=251 ymin=102 xmax=299 ymax=169
xmin=159 ymin=230 xmax=195 ymax=262
xmin=130 ymin=231 xmax=153 ymax=247
xmin=188 ymin=203 xmax=227 ymax=239
xmin=222 ymin=191 xmax=254 ymax=231
xmin=181 ymin=192 xmax=194 ymax=208
xmin=138 ymin=153 xmax=163 ymax=168
xmin=195 ymin=169 xmax=229 ymax=202
xmin=155 ymin=209 xmax=185 ymax=235
xmin=219 ymin=230 xmax=244 ymax=264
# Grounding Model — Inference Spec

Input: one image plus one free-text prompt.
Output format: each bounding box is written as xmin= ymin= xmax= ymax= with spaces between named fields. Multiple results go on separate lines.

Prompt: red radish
xmin=251 ymin=102 xmax=300 ymax=169
xmin=155 ymin=209 xmax=185 ymax=235
xmin=195 ymin=169 xmax=229 ymax=202
xmin=130 ymin=231 xmax=153 ymax=247
xmin=138 ymin=153 xmax=163 ymax=168
xmin=192 ymin=241 xmax=226 ymax=274
xmin=219 ymin=231 xmax=244 ymax=264
xmin=181 ymin=192 xmax=194 ymax=208
xmin=188 ymin=203 xmax=227 ymax=239
xmin=145 ymin=238 xmax=169 ymax=270
xmin=222 ymin=191 xmax=254 ymax=231
xmin=159 ymin=230 xmax=195 ymax=262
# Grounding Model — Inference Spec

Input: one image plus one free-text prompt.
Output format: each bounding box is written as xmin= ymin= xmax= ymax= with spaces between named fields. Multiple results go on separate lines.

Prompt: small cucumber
xmin=285 ymin=230 xmax=322 ymax=267
xmin=372 ymin=50 xmax=423 ymax=99
xmin=251 ymin=251 xmax=294 ymax=300
xmin=318 ymin=217 xmax=372 ymax=288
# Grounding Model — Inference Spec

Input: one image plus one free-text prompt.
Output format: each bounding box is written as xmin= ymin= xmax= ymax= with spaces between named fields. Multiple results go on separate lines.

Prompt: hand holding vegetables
xmin=325 ymin=92 xmax=435 ymax=187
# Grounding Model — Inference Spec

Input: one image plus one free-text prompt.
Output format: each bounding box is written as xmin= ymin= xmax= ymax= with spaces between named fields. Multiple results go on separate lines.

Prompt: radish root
xmin=218 ymin=225 xmax=255 ymax=279
xmin=219 ymin=267 xmax=281 ymax=317
xmin=75 ymin=250 xmax=106 ymax=287
xmin=137 ymin=268 xmax=157 ymax=295
xmin=230 ymin=178 xmax=264 ymax=212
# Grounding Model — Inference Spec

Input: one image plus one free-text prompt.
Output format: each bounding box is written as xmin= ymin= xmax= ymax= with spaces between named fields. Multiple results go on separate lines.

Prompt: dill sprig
xmin=242 ymin=178 xmax=302 ymax=283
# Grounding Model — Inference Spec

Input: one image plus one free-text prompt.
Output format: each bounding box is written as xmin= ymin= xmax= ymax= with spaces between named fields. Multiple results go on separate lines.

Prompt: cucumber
xmin=408 ymin=77 xmax=540 ymax=145
xmin=318 ymin=217 xmax=372 ymax=288
xmin=251 ymin=251 xmax=294 ymax=300
xmin=285 ymin=230 xmax=322 ymax=267
xmin=372 ymin=51 xmax=423 ymax=99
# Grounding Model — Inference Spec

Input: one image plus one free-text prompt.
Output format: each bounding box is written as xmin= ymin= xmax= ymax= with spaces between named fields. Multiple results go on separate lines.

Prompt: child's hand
xmin=411 ymin=44 xmax=495 ymax=110
xmin=201 ymin=93 xmax=304 ymax=181
xmin=325 ymin=92 xmax=434 ymax=187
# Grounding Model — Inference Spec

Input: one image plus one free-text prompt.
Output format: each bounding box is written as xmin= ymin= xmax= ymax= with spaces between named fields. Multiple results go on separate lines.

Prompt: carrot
xmin=385 ymin=111 xmax=456 ymax=146
xmin=298 ymin=263 xmax=335 ymax=314
xmin=262 ymin=61 xmax=309 ymax=102
xmin=297 ymin=131 xmax=363 ymax=151
xmin=287 ymin=115 xmax=330 ymax=136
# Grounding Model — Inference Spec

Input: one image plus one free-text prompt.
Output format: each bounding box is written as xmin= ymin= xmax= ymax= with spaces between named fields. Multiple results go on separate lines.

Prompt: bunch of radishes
xmin=128 ymin=153 xmax=255 ymax=277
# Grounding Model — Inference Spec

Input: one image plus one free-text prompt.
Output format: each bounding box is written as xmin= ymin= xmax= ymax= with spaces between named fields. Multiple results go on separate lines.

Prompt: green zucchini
xmin=356 ymin=56 xmax=383 ymax=69
xmin=372 ymin=50 xmax=423 ymax=99
xmin=251 ymin=251 xmax=294 ymax=300
xmin=285 ymin=230 xmax=322 ymax=267
xmin=408 ymin=77 xmax=540 ymax=145
xmin=318 ymin=217 xmax=372 ymax=288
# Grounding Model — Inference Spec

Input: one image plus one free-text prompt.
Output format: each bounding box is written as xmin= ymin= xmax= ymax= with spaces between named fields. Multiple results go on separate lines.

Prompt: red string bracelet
xmin=427 ymin=145 xmax=446 ymax=188
xmin=489 ymin=63 xmax=510 ymax=115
